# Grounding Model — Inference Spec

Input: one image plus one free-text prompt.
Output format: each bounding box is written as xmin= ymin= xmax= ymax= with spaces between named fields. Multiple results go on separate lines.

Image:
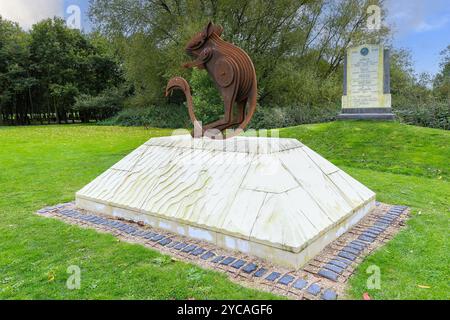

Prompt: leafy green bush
xmin=249 ymin=103 xmax=339 ymax=129
xmin=189 ymin=69 xmax=223 ymax=124
xmin=101 ymin=104 xmax=190 ymax=128
xmin=395 ymin=101 xmax=450 ymax=130
xmin=74 ymin=86 xmax=126 ymax=121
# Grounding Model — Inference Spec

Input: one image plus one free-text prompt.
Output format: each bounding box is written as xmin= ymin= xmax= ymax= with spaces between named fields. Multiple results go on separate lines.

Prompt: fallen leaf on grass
xmin=417 ymin=285 xmax=430 ymax=289
xmin=47 ymin=271 xmax=55 ymax=282
xmin=363 ymin=292 xmax=371 ymax=300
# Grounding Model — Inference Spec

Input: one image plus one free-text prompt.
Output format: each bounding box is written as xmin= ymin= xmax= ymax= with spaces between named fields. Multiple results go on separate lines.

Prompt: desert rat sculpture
xmin=165 ymin=22 xmax=257 ymax=139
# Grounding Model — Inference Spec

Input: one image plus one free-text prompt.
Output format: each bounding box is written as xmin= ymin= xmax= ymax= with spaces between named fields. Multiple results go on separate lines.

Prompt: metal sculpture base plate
xmin=76 ymin=135 xmax=375 ymax=269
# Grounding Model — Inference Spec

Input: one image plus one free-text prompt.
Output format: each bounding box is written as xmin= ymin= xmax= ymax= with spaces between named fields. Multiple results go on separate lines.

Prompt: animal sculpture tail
xmin=165 ymin=76 xmax=257 ymax=139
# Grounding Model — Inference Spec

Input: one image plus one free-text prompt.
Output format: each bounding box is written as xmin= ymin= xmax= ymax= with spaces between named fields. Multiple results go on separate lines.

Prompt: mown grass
xmin=0 ymin=125 xmax=277 ymax=299
xmin=0 ymin=121 xmax=448 ymax=299
xmin=280 ymin=121 xmax=449 ymax=300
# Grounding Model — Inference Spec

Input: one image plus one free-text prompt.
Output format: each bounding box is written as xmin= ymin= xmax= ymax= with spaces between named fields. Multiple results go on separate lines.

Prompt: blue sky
xmin=0 ymin=0 xmax=448 ymax=76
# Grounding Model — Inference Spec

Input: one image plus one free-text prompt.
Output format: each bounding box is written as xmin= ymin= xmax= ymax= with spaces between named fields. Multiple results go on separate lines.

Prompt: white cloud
xmin=414 ymin=15 xmax=450 ymax=32
xmin=0 ymin=0 xmax=63 ymax=30
xmin=385 ymin=0 xmax=450 ymax=35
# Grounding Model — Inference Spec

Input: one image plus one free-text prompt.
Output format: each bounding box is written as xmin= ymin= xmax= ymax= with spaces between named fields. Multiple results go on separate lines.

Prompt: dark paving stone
xmin=335 ymin=256 xmax=352 ymax=265
xmin=151 ymin=234 xmax=165 ymax=242
xmin=166 ymin=241 xmax=179 ymax=248
xmin=318 ymin=269 xmax=339 ymax=282
xmin=181 ymin=244 xmax=197 ymax=253
xmin=361 ymin=231 xmax=377 ymax=239
xmin=91 ymin=218 xmax=102 ymax=224
xmin=350 ymin=240 xmax=368 ymax=249
xmin=328 ymin=259 xmax=348 ymax=269
xmin=322 ymin=289 xmax=337 ymax=300
xmin=338 ymin=251 xmax=357 ymax=261
xmin=347 ymin=242 xmax=365 ymax=252
xmin=323 ymin=263 xmax=344 ymax=274
xmin=374 ymin=221 xmax=389 ymax=228
xmin=200 ymin=251 xmax=215 ymax=260
xmin=111 ymin=222 xmax=124 ymax=227
xmin=190 ymin=247 xmax=206 ymax=256
xmin=363 ymin=230 xmax=380 ymax=238
xmin=211 ymin=255 xmax=225 ymax=263
xmin=158 ymin=238 xmax=172 ymax=246
xmin=366 ymin=227 xmax=382 ymax=234
xmin=230 ymin=259 xmax=246 ymax=269
xmin=342 ymin=246 xmax=361 ymax=256
xmin=379 ymin=216 xmax=395 ymax=223
xmin=174 ymin=242 xmax=188 ymax=250
xmin=265 ymin=272 xmax=281 ymax=282
xmin=358 ymin=235 xmax=375 ymax=243
xmin=134 ymin=230 xmax=148 ymax=237
xmin=367 ymin=226 xmax=385 ymax=233
xmin=253 ymin=268 xmax=267 ymax=278
xmin=220 ymin=257 xmax=236 ymax=266
xmin=384 ymin=213 xmax=399 ymax=219
xmin=307 ymin=283 xmax=321 ymax=296
xmin=242 ymin=263 xmax=258 ymax=274
xmin=378 ymin=216 xmax=394 ymax=222
xmin=124 ymin=227 xmax=137 ymax=234
xmin=277 ymin=274 xmax=294 ymax=285
xmin=293 ymin=279 xmax=308 ymax=290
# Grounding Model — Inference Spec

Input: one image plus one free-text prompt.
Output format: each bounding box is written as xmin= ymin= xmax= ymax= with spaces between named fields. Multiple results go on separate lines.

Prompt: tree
xmin=434 ymin=45 xmax=450 ymax=103
xmin=89 ymin=0 xmax=389 ymax=111
xmin=0 ymin=16 xmax=124 ymax=125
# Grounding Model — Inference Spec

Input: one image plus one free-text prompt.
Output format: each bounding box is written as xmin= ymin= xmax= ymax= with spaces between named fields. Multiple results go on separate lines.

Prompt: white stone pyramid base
xmin=76 ymin=135 xmax=375 ymax=269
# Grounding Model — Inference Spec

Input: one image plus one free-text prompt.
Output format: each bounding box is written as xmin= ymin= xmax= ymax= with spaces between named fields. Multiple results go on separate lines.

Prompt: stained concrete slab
xmin=76 ymin=135 xmax=375 ymax=269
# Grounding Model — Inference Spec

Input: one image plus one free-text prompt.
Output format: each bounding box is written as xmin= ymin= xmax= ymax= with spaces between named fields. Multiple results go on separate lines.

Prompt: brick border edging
xmin=36 ymin=201 xmax=409 ymax=300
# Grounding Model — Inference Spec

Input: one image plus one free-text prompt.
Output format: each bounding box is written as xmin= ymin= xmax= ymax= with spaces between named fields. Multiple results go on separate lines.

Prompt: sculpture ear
xmin=202 ymin=21 xmax=214 ymax=38
xmin=213 ymin=24 xmax=223 ymax=36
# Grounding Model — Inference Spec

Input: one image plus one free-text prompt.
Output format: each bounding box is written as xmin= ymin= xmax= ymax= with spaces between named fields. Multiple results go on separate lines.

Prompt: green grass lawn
xmin=0 ymin=121 xmax=448 ymax=299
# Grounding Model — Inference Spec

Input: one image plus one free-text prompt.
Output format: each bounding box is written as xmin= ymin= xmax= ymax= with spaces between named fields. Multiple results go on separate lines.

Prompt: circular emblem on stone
xmin=360 ymin=47 xmax=369 ymax=56
xmin=214 ymin=58 xmax=234 ymax=87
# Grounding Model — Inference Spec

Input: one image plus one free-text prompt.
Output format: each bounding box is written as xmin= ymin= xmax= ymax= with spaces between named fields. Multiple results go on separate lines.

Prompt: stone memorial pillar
xmin=338 ymin=44 xmax=394 ymax=120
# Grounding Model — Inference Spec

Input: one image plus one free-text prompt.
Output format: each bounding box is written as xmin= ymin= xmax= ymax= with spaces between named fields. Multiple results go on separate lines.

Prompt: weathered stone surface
xmin=265 ymin=272 xmax=281 ymax=282
xmin=191 ymin=247 xmax=206 ymax=256
xmin=76 ymin=135 xmax=376 ymax=269
xmin=212 ymin=255 xmax=225 ymax=263
xmin=338 ymin=251 xmax=357 ymax=261
xmin=220 ymin=257 xmax=236 ymax=266
xmin=293 ymin=279 xmax=308 ymax=290
xmin=322 ymin=289 xmax=337 ymax=300
xmin=158 ymin=238 xmax=172 ymax=246
xmin=323 ymin=263 xmax=344 ymax=274
xmin=358 ymin=235 xmax=375 ymax=243
xmin=253 ymin=268 xmax=267 ymax=277
xmin=318 ymin=269 xmax=339 ymax=282
xmin=341 ymin=246 xmax=360 ymax=256
xmin=231 ymin=259 xmax=246 ymax=269
xmin=174 ymin=242 xmax=188 ymax=250
xmin=181 ymin=244 xmax=197 ymax=253
xmin=242 ymin=263 xmax=258 ymax=274
xmin=328 ymin=259 xmax=348 ymax=269
xmin=151 ymin=234 xmax=164 ymax=242
xmin=200 ymin=251 xmax=215 ymax=260
xmin=307 ymin=283 xmax=322 ymax=296
xmin=277 ymin=274 xmax=295 ymax=285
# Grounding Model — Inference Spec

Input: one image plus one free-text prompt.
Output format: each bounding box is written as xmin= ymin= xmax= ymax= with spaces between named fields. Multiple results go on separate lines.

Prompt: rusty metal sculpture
xmin=165 ymin=22 xmax=257 ymax=139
